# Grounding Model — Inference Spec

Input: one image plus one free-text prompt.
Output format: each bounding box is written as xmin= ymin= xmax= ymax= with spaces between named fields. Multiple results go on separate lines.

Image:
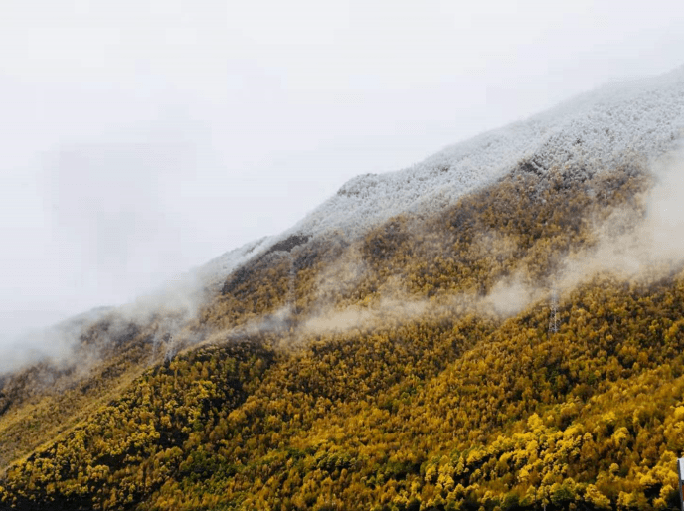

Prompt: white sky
xmin=1 ymin=0 xmax=684 ymax=344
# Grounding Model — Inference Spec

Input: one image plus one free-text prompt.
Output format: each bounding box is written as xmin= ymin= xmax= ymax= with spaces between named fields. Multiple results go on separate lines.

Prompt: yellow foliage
xmin=3 ymin=166 xmax=683 ymax=510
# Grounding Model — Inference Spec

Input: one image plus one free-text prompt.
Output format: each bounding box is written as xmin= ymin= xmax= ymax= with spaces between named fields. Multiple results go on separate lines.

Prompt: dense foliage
xmin=3 ymin=164 xmax=684 ymax=510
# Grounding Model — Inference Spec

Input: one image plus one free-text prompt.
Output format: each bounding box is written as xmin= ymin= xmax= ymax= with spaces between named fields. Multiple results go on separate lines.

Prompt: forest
xmin=2 ymin=161 xmax=684 ymax=510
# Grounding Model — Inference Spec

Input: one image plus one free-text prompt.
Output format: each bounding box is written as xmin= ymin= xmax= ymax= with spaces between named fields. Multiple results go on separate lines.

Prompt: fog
xmin=2 ymin=0 xmax=684 ymax=358
xmin=251 ymin=147 xmax=684 ymax=340
xmin=556 ymin=147 xmax=684 ymax=292
xmin=5 ymin=146 xmax=684 ymax=375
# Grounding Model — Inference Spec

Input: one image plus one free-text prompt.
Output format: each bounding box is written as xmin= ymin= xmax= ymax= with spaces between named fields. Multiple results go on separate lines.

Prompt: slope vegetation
xmin=4 ymin=160 xmax=684 ymax=511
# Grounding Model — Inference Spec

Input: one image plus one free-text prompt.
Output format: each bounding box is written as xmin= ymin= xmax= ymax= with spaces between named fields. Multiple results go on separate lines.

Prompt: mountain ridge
xmin=1 ymin=66 xmax=684 ymax=510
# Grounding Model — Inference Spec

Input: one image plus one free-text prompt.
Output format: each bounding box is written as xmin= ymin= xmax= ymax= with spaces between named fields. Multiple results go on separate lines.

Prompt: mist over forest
xmin=3 ymin=3 xmax=684 ymax=510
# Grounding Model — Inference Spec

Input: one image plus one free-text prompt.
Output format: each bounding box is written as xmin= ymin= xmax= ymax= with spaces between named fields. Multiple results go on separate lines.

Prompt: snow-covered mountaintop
xmin=208 ymin=65 xmax=684 ymax=278
xmin=297 ymin=66 xmax=683 ymax=236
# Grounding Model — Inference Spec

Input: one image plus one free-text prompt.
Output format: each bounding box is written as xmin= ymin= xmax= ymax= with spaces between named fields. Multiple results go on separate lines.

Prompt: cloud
xmin=5 ymin=147 xmax=684 ymax=376
xmin=554 ymin=146 xmax=684 ymax=293
xmin=0 ymin=264 xmax=212 ymax=376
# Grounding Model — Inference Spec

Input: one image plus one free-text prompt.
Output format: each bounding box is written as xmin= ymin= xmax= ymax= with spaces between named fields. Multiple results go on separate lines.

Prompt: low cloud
xmin=284 ymin=146 xmax=684 ymax=338
xmin=0 ymin=267 xmax=211 ymax=376
xmin=300 ymin=296 xmax=429 ymax=336
xmin=5 ymin=147 xmax=684 ymax=375
xmin=556 ymin=146 xmax=684 ymax=293
xmin=482 ymin=276 xmax=544 ymax=317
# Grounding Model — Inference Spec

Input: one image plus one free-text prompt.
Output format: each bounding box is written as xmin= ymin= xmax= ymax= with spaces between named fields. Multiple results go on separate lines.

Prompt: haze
xmin=2 ymin=0 xmax=684 ymax=349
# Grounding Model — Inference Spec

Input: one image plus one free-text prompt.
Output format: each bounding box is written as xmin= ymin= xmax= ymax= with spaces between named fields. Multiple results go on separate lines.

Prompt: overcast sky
xmin=1 ymin=0 xmax=684 ymax=345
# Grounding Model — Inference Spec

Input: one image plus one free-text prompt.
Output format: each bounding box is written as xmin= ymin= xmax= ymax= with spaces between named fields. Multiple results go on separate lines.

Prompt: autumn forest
xmin=2 ymin=161 xmax=684 ymax=511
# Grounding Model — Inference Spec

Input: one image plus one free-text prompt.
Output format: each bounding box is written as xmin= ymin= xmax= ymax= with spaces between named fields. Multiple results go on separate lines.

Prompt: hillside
xmin=2 ymin=68 xmax=684 ymax=511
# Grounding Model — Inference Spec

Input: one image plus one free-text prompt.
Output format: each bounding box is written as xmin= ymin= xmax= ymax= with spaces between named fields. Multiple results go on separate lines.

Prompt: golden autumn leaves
xmin=3 ymin=165 xmax=684 ymax=510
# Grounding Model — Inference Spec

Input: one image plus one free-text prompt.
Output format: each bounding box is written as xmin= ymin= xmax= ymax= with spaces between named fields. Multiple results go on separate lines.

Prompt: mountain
xmin=1 ymin=66 xmax=684 ymax=511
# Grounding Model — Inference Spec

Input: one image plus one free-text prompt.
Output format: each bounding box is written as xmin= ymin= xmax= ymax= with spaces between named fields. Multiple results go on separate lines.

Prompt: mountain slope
xmin=280 ymin=65 xmax=684 ymax=241
xmin=2 ymin=67 xmax=684 ymax=511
